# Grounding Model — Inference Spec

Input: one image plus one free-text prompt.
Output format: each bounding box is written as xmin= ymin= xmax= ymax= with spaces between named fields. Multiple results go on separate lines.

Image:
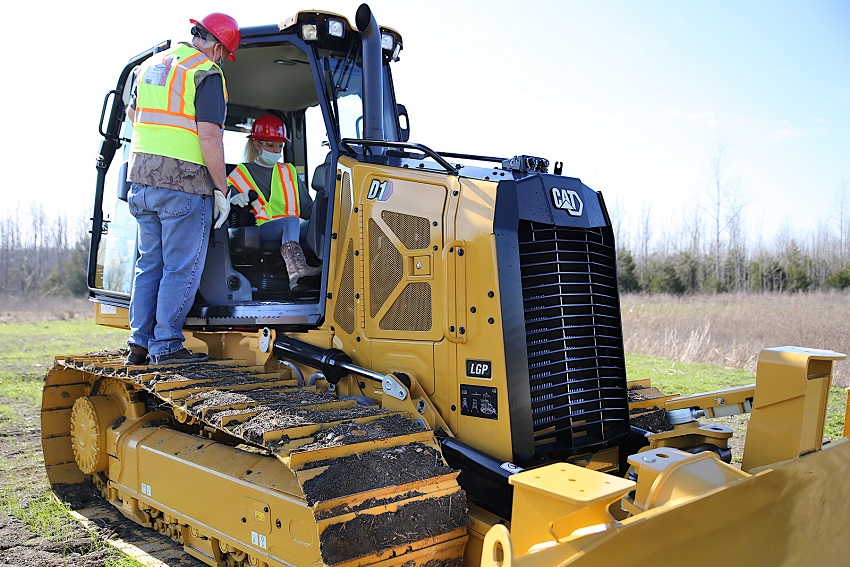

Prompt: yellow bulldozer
xmin=42 ymin=5 xmax=850 ymax=567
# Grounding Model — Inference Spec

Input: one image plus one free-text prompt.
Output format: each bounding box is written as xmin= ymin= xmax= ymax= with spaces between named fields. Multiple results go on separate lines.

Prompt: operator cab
xmin=90 ymin=10 xmax=406 ymax=329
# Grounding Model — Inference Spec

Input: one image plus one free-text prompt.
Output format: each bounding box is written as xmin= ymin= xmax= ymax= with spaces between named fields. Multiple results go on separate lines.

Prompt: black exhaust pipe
xmin=355 ymin=3 xmax=385 ymax=155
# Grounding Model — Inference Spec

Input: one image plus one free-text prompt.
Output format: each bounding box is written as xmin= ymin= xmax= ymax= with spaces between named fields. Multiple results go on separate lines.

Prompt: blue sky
xmin=7 ymin=1 xmax=847 ymax=248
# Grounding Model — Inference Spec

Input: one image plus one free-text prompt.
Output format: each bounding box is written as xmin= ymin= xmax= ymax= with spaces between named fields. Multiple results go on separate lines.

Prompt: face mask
xmin=257 ymin=149 xmax=282 ymax=166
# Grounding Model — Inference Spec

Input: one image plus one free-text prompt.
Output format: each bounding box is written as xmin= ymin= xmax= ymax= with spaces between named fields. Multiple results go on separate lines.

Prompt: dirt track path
xmin=0 ymin=511 xmax=115 ymax=567
xmin=0 ymin=397 xmax=121 ymax=566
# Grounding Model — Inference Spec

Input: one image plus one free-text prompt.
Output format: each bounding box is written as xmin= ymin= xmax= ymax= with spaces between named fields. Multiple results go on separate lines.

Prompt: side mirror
xmin=397 ymin=104 xmax=410 ymax=142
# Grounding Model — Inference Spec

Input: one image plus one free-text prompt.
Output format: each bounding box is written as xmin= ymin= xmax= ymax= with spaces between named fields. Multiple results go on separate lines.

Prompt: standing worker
xmin=228 ymin=114 xmax=320 ymax=293
xmin=124 ymin=13 xmax=240 ymax=366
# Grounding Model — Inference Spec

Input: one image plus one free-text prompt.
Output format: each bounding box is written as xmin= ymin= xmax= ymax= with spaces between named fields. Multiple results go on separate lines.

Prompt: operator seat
xmin=305 ymin=153 xmax=334 ymax=261
xmin=224 ymin=160 xmax=326 ymax=298
xmin=224 ymin=186 xmax=291 ymax=297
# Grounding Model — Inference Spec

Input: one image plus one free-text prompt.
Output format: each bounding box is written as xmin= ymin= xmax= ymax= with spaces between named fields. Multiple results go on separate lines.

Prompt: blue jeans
xmin=127 ymin=183 xmax=212 ymax=359
xmin=259 ymin=216 xmax=301 ymax=243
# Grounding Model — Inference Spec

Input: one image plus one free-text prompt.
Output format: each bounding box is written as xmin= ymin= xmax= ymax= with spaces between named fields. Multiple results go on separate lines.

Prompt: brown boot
xmin=124 ymin=343 xmax=148 ymax=366
xmin=281 ymin=241 xmax=322 ymax=291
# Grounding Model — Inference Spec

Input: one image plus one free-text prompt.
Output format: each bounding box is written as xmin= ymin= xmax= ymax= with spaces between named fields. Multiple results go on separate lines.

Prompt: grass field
xmin=0 ymin=294 xmax=847 ymax=563
xmin=620 ymin=291 xmax=850 ymax=387
xmin=0 ymin=317 xmax=138 ymax=566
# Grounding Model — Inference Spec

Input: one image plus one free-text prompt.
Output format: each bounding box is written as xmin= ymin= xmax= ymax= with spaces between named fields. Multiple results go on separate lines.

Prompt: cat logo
xmin=367 ymin=179 xmax=394 ymax=202
xmin=550 ymin=187 xmax=583 ymax=217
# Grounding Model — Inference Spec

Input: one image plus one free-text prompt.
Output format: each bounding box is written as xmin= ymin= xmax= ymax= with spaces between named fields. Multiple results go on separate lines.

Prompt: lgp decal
xmin=466 ymin=359 xmax=492 ymax=378
xmin=551 ymin=187 xmax=583 ymax=217
xmin=367 ymin=179 xmax=394 ymax=202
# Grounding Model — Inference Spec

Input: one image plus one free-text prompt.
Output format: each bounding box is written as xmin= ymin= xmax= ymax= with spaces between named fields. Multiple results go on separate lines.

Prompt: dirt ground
xmin=0 ymin=398 xmax=120 ymax=567
xmin=0 ymin=512 xmax=114 ymax=567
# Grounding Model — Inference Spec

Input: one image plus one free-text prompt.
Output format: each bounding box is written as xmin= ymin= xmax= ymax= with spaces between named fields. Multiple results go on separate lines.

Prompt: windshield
xmin=318 ymin=49 xmax=398 ymax=144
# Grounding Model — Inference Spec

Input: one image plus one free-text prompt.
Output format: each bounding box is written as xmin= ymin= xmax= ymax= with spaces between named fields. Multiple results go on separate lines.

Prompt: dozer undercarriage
xmin=43 ymin=331 xmax=469 ymax=567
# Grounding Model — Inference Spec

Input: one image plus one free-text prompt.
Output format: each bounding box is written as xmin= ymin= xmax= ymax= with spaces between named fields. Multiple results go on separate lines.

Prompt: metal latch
xmin=259 ymin=327 xmax=271 ymax=353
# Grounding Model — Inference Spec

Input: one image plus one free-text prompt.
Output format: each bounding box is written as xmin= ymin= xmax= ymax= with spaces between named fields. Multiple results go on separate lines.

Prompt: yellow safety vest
xmin=227 ymin=163 xmax=301 ymax=225
xmin=130 ymin=44 xmax=228 ymax=165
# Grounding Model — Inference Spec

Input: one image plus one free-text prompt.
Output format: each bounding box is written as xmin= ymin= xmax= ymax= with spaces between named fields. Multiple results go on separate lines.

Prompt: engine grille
xmin=517 ymin=220 xmax=629 ymax=454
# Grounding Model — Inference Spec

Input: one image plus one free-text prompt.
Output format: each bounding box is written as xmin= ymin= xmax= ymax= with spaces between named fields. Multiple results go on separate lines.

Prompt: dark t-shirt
xmin=195 ymin=74 xmax=226 ymax=126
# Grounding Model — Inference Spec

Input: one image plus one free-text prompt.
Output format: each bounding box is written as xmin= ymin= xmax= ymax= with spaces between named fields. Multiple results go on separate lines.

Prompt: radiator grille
xmin=380 ymin=282 xmax=432 ymax=331
xmin=518 ymin=221 xmax=628 ymax=453
xmin=369 ymin=219 xmax=404 ymax=317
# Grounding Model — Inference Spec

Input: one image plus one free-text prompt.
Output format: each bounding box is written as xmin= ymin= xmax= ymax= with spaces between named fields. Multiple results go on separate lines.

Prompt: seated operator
xmin=227 ymin=114 xmax=320 ymax=293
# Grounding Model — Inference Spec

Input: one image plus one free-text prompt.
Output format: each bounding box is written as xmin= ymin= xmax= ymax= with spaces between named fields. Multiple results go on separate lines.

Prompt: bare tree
xmin=725 ymin=184 xmax=747 ymax=292
xmin=704 ymin=143 xmax=733 ymax=289
xmin=637 ymin=202 xmax=653 ymax=287
xmin=609 ymin=196 xmax=626 ymax=250
xmin=837 ymin=179 xmax=849 ymax=268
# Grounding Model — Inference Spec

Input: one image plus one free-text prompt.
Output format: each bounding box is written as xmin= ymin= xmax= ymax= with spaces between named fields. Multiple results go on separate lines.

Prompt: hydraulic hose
xmin=279 ymin=360 xmax=305 ymax=387
xmin=307 ymin=372 xmax=324 ymax=387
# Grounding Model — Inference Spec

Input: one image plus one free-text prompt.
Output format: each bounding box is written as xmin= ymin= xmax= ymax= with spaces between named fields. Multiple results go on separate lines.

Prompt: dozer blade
xmin=43 ymin=352 xmax=469 ymax=567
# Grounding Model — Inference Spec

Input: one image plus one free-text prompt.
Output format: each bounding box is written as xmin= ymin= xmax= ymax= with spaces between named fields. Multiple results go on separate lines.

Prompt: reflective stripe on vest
xmin=227 ymin=163 xmax=301 ymax=226
xmin=130 ymin=44 xmax=228 ymax=165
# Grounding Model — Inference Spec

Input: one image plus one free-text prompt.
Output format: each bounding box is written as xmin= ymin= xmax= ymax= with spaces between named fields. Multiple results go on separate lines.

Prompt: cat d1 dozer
xmin=42 ymin=5 xmax=850 ymax=567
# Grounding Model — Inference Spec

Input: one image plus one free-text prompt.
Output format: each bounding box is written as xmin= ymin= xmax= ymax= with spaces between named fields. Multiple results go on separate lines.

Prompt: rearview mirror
xmin=398 ymin=104 xmax=410 ymax=142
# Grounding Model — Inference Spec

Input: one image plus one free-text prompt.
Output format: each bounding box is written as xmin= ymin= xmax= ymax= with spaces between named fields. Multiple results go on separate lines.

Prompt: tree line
xmin=0 ymin=188 xmax=847 ymax=299
xmin=616 ymin=233 xmax=850 ymax=295
xmin=611 ymin=151 xmax=849 ymax=294
xmin=0 ymin=205 xmax=89 ymax=298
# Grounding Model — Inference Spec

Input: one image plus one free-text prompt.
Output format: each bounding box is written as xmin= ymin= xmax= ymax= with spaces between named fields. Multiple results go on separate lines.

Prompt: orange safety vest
xmin=131 ymin=44 xmax=228 ymax=165
xmin=227 ymin=163 xmax=301 ymax=225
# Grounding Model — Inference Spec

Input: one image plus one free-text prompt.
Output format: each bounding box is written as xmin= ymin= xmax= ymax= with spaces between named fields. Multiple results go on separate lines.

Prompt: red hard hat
xmin=249 ymin=115 xmax=289 ymax=142
xmin=190 ymin=13 xmax=240 ymax=61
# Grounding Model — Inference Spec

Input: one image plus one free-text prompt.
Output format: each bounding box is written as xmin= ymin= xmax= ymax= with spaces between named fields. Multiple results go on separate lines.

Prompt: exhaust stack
xmin=355 ymin=3 xmax=385 ymax=154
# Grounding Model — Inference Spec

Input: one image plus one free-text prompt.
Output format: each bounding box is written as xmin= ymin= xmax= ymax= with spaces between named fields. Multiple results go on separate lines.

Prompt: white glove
xmin=213 ymin=191 xmax=230 ymax=229
xmin=230 ymin=191 xmax=250 ymax=208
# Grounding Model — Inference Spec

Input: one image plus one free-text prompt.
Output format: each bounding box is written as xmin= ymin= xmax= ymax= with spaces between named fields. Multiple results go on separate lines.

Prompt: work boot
xmin=281 ymin=241 xmax=322 ymax=292
xmin=150 ymin=348 xmax=209 ymax=366
xmin=124 ymin=344 xmax=148 ymax=366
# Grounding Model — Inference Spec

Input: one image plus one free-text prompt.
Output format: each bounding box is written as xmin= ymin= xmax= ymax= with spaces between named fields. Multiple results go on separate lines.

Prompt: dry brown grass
xmin=621 ymin=291 xmax=850 ymax=387
xmin=0 ymin=297 xmax=93 ymax=323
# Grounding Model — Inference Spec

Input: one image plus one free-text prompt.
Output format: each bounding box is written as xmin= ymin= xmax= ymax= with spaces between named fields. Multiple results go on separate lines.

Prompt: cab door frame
xmin=88 ymin=40 xmax=170 ymax=307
